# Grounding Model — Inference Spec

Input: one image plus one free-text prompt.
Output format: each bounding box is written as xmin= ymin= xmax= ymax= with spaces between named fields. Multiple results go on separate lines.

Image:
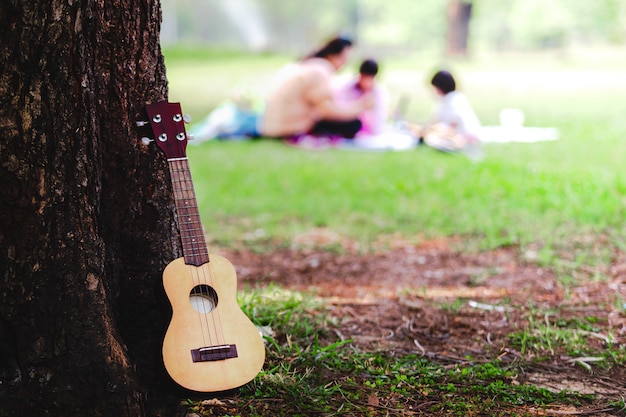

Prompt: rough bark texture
xmin=0 ymin=1 xmax=181 ymax=416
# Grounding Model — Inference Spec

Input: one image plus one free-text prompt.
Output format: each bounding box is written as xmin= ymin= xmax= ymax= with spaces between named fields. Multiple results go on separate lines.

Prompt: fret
xmin=179 ymin=227 xmax=205 ymax=236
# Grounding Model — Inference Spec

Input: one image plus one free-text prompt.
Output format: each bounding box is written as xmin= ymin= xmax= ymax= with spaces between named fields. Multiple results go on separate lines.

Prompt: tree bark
xmin=0 ymin=1 xmax=181 ymax=416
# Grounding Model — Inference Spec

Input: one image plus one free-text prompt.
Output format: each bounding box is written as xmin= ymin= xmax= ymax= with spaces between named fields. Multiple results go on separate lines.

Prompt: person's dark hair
xmin=309 ymin=36 xmax=353 ymax=59
xmin=359 ymin=59 xmax=379 ymax=76
xmin=431 ymin=70 xmax=456 ymax=94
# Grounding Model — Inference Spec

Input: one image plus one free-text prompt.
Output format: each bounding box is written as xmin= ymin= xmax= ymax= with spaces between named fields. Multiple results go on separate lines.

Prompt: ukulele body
xmin=161 ymin=254 xmax=265 ymax=392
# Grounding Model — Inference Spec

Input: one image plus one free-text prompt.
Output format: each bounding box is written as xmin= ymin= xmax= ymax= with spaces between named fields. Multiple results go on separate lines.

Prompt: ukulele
xmin=140 ymin=101 xmax=265 ymax=392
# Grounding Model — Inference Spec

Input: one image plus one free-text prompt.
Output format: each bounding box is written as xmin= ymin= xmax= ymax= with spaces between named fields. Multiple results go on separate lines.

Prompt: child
xmin=423 ymin=70 xmax=481 ymax=155
xmin=334 ymin=59 xmax=389 ymax=137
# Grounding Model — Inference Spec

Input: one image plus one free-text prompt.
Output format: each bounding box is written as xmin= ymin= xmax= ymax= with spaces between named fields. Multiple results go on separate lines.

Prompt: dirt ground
xmin=219 ymin=230 xmax=626 ymax=415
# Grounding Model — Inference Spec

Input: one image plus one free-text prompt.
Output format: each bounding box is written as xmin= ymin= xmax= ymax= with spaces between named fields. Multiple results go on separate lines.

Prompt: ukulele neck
xmin=168 ymin=157 xmax=209 ymax=267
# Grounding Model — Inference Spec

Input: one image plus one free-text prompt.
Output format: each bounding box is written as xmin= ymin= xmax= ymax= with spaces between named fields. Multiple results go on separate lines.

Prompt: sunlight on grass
xmin=186 ymin=137 xmax=626 ymax=251
xmin=166 ymin=46 xmax=626 ymax=417
xmin=164 ymin=47 xmax=626 ymax=252
xmin=187 ymin=283 xmax=606 ymax=416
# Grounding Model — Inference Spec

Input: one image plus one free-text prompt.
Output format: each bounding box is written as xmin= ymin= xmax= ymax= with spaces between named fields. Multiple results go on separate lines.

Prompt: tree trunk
xmin=447 ymin=0 xmax=473 ymax=56
xmin=0 ymin=1 xmax=182 ymax=416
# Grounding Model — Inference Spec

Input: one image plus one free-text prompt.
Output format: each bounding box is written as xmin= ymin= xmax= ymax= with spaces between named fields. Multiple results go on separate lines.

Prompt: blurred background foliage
xmin=161 ymin=0 xmax=626 ymax=55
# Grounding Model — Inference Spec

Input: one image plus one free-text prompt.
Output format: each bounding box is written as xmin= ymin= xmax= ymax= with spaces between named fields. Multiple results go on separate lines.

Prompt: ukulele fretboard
xmin=168 ymin=158 xmax=209 ymax=266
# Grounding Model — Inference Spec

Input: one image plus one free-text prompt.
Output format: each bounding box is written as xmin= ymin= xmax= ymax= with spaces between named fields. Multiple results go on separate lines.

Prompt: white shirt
xmin=434 ymin=91 xmax=481 ymax=138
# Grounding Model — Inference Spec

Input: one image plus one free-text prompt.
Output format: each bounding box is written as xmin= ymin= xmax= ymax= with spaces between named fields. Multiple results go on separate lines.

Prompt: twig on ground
xmin=413 ymin=338 xmax=426 ymax=356
xmin=567 ymin=356 xmax=604 ymax=372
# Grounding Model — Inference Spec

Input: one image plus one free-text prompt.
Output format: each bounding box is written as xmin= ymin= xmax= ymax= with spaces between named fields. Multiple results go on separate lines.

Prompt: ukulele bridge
xmin=191 ymin=344 xmax=238 ymax=362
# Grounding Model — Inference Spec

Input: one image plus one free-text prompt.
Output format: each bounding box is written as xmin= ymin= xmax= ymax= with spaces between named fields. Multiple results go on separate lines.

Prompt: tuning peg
xmin=141 ymin=137 xmax=154 ymax=145
xmin=187 ymin=133 xmax=195 ymax=141
xmin=136 ymin=120 xmax=149 ymax=127
xmin=183 ymin=114 xmax=192 ymax=123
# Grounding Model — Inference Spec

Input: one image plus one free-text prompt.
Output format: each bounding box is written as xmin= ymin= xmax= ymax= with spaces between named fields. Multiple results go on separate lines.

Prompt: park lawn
xmin=163 ymin=47 xmax=626 ymax=252
xmin=162 ymin=47 xmax=626 ymax=416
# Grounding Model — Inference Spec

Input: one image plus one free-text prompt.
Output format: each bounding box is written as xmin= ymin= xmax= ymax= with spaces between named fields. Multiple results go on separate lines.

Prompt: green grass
xmin=186 ymin=137 xmax=626 ymax=251
xmin=163 ymin=47 xmax=626 ymax=415
xmin=165 ymin=47 xmax=626 ymax=252
xmin=180 ymin=285 xmax=613 ymax=416
xmin=508 ymin=305 xmax=626 ymax=362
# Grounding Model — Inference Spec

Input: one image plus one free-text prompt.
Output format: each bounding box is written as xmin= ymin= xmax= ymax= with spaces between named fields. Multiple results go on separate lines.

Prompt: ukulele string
xmin=167 ymin=159 xmax=210 ymax=348
xmin=173 ymin=159 xmax=217 ymax=348
xmin=199 ymin=253 xmax=228 ymax=355
xmin=189 ymin=265 xmax=214 ymax=348
xmin=188 ymin=182 xmax=227 ymax=353
xmin=183 ymin=163 xmax=228 ymax=352
xmin=172 ymin=118 xmax=227 ymax=351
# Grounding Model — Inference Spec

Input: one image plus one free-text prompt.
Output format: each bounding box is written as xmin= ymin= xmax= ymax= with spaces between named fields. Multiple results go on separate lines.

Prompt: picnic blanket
xmin=342 ymin=131 xmax=418 ymax=151
xmin=478 ymin=108 xmax=559 ymax=143
xmin=190 ymin=104 xmax=559 ymax=150
xmin=478 ymin=126 xmax=560 ymax=143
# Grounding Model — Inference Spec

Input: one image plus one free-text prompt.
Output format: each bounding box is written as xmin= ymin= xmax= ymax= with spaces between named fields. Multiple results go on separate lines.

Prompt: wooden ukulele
xmin=140 ymin=101 xmax=265 ymax=392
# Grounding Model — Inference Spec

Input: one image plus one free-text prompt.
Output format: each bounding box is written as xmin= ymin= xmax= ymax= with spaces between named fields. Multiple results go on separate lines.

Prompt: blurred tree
xmin=446 ymin=0 xmax=473 ymax=55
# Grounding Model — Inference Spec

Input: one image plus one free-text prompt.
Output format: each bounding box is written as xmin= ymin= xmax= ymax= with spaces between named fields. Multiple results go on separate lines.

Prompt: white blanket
xmin=479 ymin=126 xmax=560 ymax=143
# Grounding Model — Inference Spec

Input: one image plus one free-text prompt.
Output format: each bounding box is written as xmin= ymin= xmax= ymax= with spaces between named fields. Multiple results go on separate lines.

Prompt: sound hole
xmin=189 ymin=285 xmax=218 ymax=313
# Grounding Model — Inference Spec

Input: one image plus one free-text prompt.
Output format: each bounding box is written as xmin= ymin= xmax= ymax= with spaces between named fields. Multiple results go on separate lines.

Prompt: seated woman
xmin=259 ymin=36 xmax=374 ymax=140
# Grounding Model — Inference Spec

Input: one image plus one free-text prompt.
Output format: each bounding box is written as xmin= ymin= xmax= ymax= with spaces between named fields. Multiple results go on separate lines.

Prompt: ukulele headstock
xmin=138 ymin=101 xmax=192 ymax=159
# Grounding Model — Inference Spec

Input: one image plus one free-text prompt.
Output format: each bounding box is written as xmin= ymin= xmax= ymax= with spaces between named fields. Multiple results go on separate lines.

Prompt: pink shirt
xmin=334 ymin=81 xmax=388 ymax=136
